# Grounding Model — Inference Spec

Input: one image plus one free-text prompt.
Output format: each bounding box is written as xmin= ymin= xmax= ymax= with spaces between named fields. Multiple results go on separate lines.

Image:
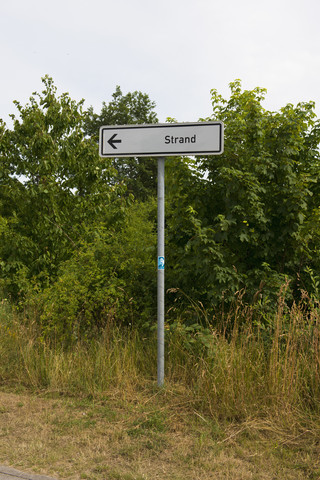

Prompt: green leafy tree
xmin=166 ymin=80 xmax=320 ymax=309
xmin=0 ymin=76 xmax=124 ymax=296
xmin=84 ymin=86 xmax=158 ymax=200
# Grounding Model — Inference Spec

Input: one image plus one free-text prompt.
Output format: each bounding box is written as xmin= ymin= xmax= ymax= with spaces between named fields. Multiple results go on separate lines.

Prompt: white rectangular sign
xmin=99 ymin=122 xmax=223 ymax=157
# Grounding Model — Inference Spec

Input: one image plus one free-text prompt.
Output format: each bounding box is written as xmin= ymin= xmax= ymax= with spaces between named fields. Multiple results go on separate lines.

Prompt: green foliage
xmin=166 ymin=80 xmax=320 ymax=309
xmin=34 ymin=201 xmax=156 ymax=342
xmin=84 ymin=85 xmax=158 ymax=137
xmin=84 ymin=86 xmax=159 ymax=200
xmin=2 ymin=76 xmax=320 ymax=337
xmin=0 ymin=76 xmax=123 ymax=297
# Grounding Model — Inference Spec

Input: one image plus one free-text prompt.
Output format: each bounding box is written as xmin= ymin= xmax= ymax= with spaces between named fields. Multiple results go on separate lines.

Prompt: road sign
xmin=99 ymin=122 xmax=224 ymax=388
xmin=99 ymin=122 xmax=224 ymax=157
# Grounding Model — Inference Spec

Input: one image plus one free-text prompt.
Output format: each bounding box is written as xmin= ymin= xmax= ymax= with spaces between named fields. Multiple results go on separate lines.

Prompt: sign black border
xmin=99 ymin=122 xmax=224 ymax=157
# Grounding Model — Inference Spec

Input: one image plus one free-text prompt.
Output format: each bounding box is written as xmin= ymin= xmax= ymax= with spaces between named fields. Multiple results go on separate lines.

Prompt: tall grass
xmin=0 ymin=302 xmax=156 ymax=395
xmin=167 ymin=296 xmax=320 ymax=421
xmin=0 ymin=291 xmax=319 ymax=424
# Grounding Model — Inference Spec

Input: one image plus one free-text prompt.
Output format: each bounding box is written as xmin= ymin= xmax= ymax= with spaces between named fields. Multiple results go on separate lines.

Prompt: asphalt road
xmin=0 ymin=466 xmax=58 ymax=480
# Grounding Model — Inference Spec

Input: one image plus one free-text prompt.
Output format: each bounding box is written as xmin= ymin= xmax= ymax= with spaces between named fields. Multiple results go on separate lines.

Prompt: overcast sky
xmin=1 ymin=0 xmax=319 ymax=126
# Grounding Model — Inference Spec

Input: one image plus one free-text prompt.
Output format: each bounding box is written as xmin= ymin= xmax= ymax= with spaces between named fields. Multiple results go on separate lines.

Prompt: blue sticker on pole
xmin=158 ymin=256 xmax=165 ymax=270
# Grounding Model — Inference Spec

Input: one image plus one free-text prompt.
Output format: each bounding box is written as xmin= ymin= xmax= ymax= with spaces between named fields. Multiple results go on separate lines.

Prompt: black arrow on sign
xmin=108 ymin=133 xmax=122 ymax=149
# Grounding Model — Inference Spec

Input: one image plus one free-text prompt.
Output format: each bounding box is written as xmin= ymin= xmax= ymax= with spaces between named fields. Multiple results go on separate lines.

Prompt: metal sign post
xmin=157 ymin=157 xmax=165 ymax=387
xmin=99 ymin=121 xmax=224 ymax=388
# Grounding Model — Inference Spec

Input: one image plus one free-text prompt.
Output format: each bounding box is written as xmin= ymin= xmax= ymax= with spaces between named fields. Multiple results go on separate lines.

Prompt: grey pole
xmin=157 ymin=157 xmax=165 ymax=387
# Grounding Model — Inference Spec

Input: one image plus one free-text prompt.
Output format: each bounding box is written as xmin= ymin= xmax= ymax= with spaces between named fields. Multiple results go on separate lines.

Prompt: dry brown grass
xmin=0 ymin=386 xmax=319 ymax=480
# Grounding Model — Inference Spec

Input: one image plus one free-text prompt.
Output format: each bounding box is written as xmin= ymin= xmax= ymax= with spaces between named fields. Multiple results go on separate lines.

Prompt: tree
xmin=0 ymin=76 xmax=124 ymax=296
xmin=84 ymin=86 xmax=159 ymax=200
xmin=166 ymin=80 xmax=320 ymax=309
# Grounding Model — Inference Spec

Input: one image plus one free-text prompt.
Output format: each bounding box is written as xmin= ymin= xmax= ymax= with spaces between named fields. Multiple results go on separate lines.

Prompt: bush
xmin=31 ymin=201 xmax=157 ymax=343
